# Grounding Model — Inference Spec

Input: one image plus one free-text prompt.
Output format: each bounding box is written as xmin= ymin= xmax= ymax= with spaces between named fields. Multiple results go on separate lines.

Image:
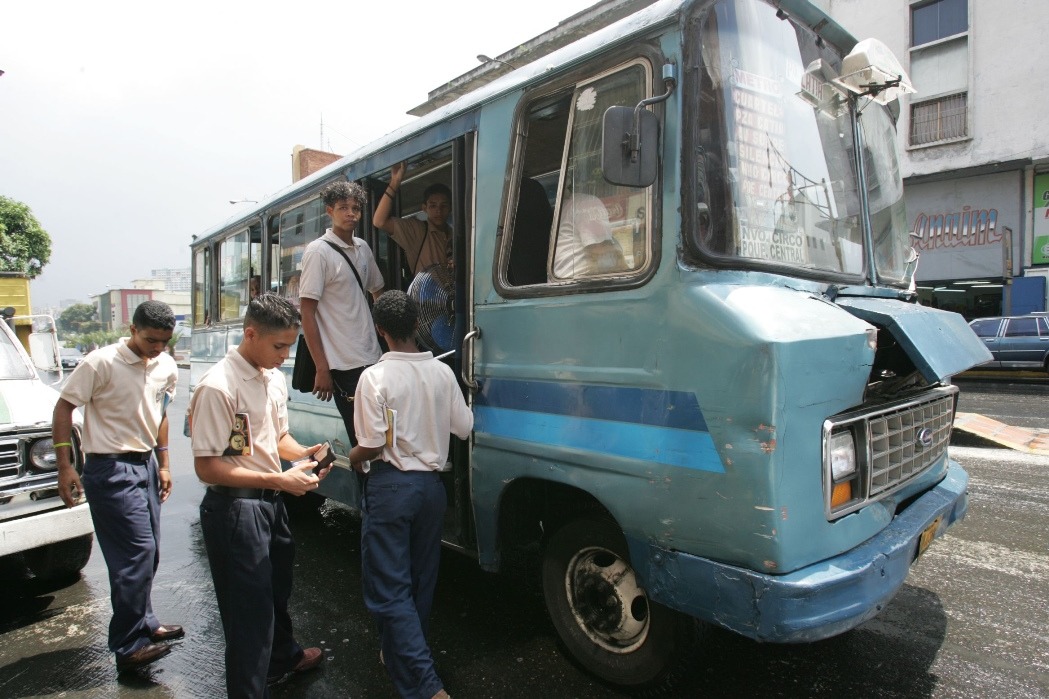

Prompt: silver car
xmin=969 ymin=315 xmax=1049 ymax=373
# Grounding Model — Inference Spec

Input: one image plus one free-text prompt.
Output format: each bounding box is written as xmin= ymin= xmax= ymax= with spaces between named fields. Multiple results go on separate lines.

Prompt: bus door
xmin=470 ymin=57 xmax=659 ymax=565
xmin=366 ymin=135 xmax=476 ymax=552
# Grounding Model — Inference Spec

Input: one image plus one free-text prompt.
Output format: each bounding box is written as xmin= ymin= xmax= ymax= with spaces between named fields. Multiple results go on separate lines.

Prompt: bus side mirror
xmin=602 ymin=106 xmax=658 ymax=188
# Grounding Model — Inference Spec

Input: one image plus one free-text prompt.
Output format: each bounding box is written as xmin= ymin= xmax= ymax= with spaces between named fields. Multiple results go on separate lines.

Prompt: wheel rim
xmin=564 ymin=544 xmax=650 ymax=653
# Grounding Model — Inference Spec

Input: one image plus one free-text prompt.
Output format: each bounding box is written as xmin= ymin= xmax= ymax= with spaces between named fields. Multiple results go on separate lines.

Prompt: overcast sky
xmin=1 ymin=0 xmax=599 ymax=309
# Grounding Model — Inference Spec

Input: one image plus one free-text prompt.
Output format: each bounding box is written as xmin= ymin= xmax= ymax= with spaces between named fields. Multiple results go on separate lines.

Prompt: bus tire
xmin=541 ymin=518 xmax=696 ymax=694
xmin=23 ymin=534 xmax=93 ymax=582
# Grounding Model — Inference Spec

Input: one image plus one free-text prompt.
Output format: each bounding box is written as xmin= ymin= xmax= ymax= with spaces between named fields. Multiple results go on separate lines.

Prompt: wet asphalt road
xmin=0 ymin=370 xmax=1046 ymax=698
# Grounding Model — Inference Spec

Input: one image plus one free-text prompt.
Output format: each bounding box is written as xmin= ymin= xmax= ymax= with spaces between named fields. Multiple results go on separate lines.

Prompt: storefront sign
xmin=911 ymin=206 xmax=1001 ymax=251
xmin=1034 ymin=174 xmax=1049 ymax=265
xmin=905 ymin=172 xmax=1019 ymax=281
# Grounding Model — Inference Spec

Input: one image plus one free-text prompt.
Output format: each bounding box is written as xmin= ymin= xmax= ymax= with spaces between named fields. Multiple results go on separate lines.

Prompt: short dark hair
xmin=245 ymin=293 xmax=300 ymax=333
xmin=132 ymin=300 xmax=176 ymax=331
xmin=372 ymin=290 xmax=418 ymax=342
xmin=423 ymin=182 xmax=451 ymax=203
xmin=322 ymin=180 xmax=367 ymax=209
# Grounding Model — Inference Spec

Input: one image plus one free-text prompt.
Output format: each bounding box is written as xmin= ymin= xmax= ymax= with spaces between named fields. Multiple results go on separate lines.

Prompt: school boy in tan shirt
xmin=52 ymin=300 xmax=182 ymax=673
xmin=190 ymin=293 xmax=330 ymax=697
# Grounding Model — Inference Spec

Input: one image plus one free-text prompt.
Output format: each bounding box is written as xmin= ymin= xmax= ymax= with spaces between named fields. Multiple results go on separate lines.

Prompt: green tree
xmin=59 ymin=303 xmax=100 ymax=335
xmin=0 ymin=196 xmax=51 ymax=278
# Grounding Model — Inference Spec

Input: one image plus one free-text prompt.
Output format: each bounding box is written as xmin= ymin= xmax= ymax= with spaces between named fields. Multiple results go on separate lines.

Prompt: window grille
xmin=910 ymin=93 xmax=967 ymax=145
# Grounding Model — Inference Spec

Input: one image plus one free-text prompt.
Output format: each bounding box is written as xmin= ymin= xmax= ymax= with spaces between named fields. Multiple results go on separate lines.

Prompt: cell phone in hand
xmin=311 ymin=442 xmax=336 ymax=474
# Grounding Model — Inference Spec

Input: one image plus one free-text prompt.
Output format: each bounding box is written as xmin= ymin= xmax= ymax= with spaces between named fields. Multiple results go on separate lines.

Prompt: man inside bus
xmin=299 ymin=181 xmax=385 ymax=444
xmin=373 ymin=162 xmax=454 ymax=275
xmin=552 ymin=191 xmax=626 ymax=278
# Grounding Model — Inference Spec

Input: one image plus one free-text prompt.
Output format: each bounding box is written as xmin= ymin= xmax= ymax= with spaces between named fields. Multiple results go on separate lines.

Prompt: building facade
xmin=826 ymin=0 xmax=1049 ymax=317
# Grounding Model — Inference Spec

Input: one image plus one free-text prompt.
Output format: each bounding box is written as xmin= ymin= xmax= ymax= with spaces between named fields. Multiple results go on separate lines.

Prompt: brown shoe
xmin=116 ymin=643 xmax=172 ymax=671
xmin=149 ymin=624 xmax=185 ymax=642
xmin=267 ymin=647 xmax=322 ymax=685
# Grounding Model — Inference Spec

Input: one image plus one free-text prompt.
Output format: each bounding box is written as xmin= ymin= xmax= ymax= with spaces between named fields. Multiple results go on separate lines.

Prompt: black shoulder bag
xmin=291 ymin=241 xmax=373 ymax=393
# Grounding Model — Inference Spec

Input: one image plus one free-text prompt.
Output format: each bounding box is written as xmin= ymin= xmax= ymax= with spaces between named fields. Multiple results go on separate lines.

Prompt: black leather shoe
xmin=116 ymin=643 xmax=172 ymax=671
xmin=150 ymin=624 xmax=185 ymax=642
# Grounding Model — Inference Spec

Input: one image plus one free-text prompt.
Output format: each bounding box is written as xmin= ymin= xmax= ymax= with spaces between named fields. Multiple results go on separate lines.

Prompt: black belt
xmin=87 ymin=451 xmax=153 ymax=463
xmin=208 ymin=485 xmax=281 ymax=501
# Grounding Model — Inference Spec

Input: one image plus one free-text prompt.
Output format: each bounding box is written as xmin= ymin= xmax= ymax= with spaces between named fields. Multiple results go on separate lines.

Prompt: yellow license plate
xmin=917 ymin=515 xmax=943 ymax=558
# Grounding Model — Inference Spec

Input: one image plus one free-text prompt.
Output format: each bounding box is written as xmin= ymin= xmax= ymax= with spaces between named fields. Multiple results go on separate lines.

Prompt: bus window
xmin=218 ymin=228 xmax=251 ymax=321
xmin=278 ymin=197 xmax=328 ymax=307
xmin=248 ymin=222 xmax=262 ymax=301
xmin=505 ymin=62 xmax=652 ymax=286
xmin=267 ymin=215 xmax=280 ymax=295
xmin=192 ymin=247 xmax=211 ymax=327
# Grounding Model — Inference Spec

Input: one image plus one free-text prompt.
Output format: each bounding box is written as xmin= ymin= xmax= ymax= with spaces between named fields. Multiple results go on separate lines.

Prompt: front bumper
xmin=631 ymin=461 xmax=968 ymax=643
xmin=0 ymin=500 xmax=95 ymax=557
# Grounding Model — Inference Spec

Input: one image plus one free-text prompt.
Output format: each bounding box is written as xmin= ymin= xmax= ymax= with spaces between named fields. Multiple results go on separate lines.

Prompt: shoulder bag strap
xmin=324 ymin=240 xmax=368 ymax=299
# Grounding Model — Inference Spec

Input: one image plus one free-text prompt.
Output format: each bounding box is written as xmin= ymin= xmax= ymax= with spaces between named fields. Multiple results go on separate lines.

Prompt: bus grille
xmin=868 ymin=394 xmax=954 ymax=496
xmin=823 ymin=386 xmax=957 ymax=519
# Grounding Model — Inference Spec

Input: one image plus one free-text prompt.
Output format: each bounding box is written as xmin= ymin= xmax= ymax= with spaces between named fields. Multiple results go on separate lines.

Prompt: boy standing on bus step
xmin=191 ymin=293 xmax=330 ymax=697
xmin=373 ymin=161 xmax=454 ymax=274
xmin=52 ymin=300 xmax=183 ymax=673
xmin=349 ymin=290 xmax=474 ymax=699
xmin=299 ymin=180 xmax=384 ymax=444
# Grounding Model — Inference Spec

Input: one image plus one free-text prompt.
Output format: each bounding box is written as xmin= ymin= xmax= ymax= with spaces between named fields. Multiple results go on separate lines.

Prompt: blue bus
xmin=189 ymin=0 xmax=991 ymax=690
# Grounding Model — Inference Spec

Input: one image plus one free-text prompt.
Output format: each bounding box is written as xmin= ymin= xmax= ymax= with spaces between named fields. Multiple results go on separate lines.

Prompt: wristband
xmin=53 ymin=441 xmax=73 ymax=448
xmin=383 ymin=190 xmax=395 ymax=199
xmin=155 ymin=446 xmax=169 ymax=452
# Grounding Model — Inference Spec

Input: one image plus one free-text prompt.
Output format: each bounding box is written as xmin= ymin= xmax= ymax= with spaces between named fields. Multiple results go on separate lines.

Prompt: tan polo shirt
xmin=189 ymin=347 xmax=287 ymax=478
xmin=390 ymin=217 xmax=452 ymax=274
xmin=298 ymin=230 xmax=384 ymax=371
xmin=60 ymin=341 xmax=178 ymax=454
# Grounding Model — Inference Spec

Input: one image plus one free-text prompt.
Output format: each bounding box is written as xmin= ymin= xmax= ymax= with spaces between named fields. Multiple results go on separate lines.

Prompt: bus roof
xmin=191 ymin=0 xmax=856 ymax=246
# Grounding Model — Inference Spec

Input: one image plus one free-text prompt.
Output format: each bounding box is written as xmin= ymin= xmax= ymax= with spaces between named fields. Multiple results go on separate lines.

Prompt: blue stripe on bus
xmin=475 ymin=379 xmax=708 ymax=432
xmin=474 ymin=406 xmax=725 ymax=473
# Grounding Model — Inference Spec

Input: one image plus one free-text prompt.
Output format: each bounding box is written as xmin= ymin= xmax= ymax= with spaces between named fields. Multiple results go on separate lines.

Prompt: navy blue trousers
xmin=331 ymin=366 xmax=367 ymax=446
xmin=361 ymin=462 xmax=446 ymax=699
xmin=81 ymin=453 xmax=161 ymax=659
xmin=199 ymin=489 xmax=303 ymax=699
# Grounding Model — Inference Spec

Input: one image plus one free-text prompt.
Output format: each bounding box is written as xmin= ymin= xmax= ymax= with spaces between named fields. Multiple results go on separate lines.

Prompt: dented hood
xmin=836 ymin=298 xmax=992 ymax=383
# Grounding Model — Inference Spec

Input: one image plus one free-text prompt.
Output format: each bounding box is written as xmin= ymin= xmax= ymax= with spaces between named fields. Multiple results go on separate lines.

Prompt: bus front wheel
xmin=541 ymin=518 xmax=696 ymax=693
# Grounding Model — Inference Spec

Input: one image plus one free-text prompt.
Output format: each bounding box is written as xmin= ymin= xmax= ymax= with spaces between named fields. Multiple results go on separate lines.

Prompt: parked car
xmin=968 ymin=315 xmax=1049 ymax=373
xmin=60 ymin=347 xmax=84 ymax=369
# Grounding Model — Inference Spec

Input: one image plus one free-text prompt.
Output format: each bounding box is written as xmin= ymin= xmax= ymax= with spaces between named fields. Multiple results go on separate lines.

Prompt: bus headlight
xmin=829 ymin=431 xmax=857 ymax=480
xmin=29 ymin=438 xmax=59 ymax=471
xmin=828 ymin=429 xmax=860 ymax=511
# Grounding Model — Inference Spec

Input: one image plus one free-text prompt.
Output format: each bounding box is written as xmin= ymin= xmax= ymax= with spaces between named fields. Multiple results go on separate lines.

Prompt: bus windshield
xmin=690 ymin=0 xmax=911 ymax=287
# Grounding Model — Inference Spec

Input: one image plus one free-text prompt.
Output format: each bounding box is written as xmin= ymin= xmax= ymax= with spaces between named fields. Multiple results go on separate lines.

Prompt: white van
xmin=0 ymin=314 xmax=93 ymax=579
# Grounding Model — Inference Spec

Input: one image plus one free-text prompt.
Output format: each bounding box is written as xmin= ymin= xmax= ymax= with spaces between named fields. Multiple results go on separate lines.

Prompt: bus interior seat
xmin=507 ymin=177 xmax=553 ymax=286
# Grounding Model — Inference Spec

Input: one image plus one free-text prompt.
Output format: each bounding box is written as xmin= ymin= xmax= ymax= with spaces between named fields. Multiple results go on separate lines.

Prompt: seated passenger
xmin=552 ymin=192 xmax=625 ymax=278
xmin=374 ymin=162 xmax=453 ymax=274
